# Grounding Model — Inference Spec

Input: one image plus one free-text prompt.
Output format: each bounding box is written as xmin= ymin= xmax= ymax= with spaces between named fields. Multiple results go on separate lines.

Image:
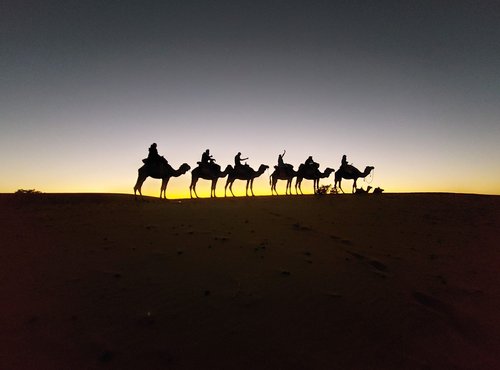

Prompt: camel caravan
xmin=134 ymin=144 xmax=381 ymax=200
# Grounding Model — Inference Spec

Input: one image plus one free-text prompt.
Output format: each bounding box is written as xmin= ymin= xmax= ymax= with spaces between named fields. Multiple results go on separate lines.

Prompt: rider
xmin=304 ymin=155 xmax=319 ymax=169
xmin=201 ymin=149 xmax=215 ymax=166
xmin=235 ymin=152 xmax=249 ymax=168
xmin=277 ymin=150 xmax=294 ymax=172
xmin=340 ymin=154 xmax=352 ymax=175
xmin=277 ymin=150 xmax=286 ymax=168
xmin=144 ymin=143 xmax=166 ymax=165
xmin=341 ymin=154 xmax=348 ymax=168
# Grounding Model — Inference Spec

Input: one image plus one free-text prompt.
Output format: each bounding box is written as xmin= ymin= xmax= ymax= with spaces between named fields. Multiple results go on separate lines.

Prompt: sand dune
xmin=1 ymin=193 xmax=499 ymax=369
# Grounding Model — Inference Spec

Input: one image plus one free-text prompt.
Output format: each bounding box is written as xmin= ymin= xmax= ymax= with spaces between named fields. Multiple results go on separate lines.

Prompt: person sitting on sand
xmin=234 ymin=152 xmax=249 ymax=168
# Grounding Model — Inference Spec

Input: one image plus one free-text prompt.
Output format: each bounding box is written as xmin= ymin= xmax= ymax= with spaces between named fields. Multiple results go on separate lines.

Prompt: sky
xmin=2 ymin=0 xmax=500 ymax=197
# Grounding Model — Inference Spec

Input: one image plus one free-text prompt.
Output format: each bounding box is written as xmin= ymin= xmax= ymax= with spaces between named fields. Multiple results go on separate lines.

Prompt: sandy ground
xmin=1 ymin=193 xmax=499 ymax=369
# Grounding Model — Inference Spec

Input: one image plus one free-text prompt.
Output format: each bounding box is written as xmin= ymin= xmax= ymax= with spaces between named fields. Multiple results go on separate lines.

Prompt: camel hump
xmin=343 ymin=164 xmax=356 ymax=174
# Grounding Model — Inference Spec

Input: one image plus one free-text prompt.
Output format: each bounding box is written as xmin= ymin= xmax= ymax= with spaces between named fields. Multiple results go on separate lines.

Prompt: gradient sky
xmin=2 ymin=0 xmax=499 ymax=197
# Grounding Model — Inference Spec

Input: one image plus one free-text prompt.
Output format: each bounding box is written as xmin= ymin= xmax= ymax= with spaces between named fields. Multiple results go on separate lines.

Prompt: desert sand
xmin=1 ymin=193 xmax=499 ymax=369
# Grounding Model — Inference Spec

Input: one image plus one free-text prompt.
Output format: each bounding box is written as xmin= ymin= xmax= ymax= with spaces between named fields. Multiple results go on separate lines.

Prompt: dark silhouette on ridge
xmin=270 ymin=166 xmax=298 ymax=195
xmin=225 ymin=164 xmax=269 ymax=197
xmin=295 ymin=162 xmax=334 ymax=195
xmin=270 ymin=150 xmax=297 ymax=195
xmin=134 ymin=161 xmax=191 ymax=200
xmin=201 ymin=149 xmax=215 ymax=165
xmin=143 ymin=143 xmax=168 ymax=166
xmin=234 ymin=152 xmax=249 ymax=168
xmin=304 ymin=155 xmax=319 ymax=169
xmin=190 ymin=151 xmax=231 ymax=198
xmin=340 ymin=154 xmax=349 ymax=169
xmin=334 ymin=162 xmax=375 ymax=193
xmin=278 ymin=150 xmax=286 ymax=167
xmin=354 ymin=186 xmax=372 ymax=194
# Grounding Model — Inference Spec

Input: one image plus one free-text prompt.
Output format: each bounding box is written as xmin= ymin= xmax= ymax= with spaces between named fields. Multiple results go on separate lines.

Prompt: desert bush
xmin=16 ymin=189 xmax=42 ymax=194
xmin=316 ymin=185 xmax=331 ymax=195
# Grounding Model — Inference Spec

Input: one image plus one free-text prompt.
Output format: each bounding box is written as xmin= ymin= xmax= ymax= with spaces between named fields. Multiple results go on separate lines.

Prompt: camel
xmin=134 ymin=162 xmax=191 ymax=200
xmin=295 ymin=165 xmax=335 ymax=195
xmin=225 ymin=164 xmax=269 ymax=197
xmin=354 ymin=186 xmax=372 ymax=194
xmin=334 ymin=165 xmax=374 ymax=193
xmin=189 ymin=163 xmax=232 ymax=198
xmin=270 ymin=165 xmax=297 ymax=195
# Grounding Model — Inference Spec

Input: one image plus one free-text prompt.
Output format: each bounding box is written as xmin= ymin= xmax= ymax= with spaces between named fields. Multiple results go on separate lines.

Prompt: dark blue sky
xmin=2 ymin=1 xmax=499 ymax=195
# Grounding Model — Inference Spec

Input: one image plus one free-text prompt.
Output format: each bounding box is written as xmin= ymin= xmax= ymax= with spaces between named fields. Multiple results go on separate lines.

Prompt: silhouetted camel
xmin=334 ymin=165 xmax=374 ymax=193
xmin=270 ymin=166 xmax=297 ymax=195
xmin=134 ymin=162 xmax=191 ymax=200
xmin=190 ymin=163 xmax=232 ymax=198
xmin=354 ymin=186 xmax=372 ymax=194
xmin=373 ymin=187 xmax=384 ymax=194
xmin=295 ymin=165 xmax=335 ymax=195
xmin=225 ymin=164 xmax=269 ymax=197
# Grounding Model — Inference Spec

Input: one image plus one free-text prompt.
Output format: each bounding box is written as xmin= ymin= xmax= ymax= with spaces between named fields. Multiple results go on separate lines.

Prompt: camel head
xmin=323 ymin=167 xmax=335 ymax=177
xmin=365 ymin=166 xmax=375 ymax=174
xmin=221 ymin=165 xmax=233 ymax=177
xmin=179 ymin=163 xmax=191 ymax=174
xmin=258 ymin=164 xmax=269 ymax=173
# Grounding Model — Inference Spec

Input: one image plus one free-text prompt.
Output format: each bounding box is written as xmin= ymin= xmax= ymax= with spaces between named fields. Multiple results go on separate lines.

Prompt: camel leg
xmin=160 ymin=179 xmax=165 ymax=199
xmin=336 ymin=179 xmax=344 ymax=194
xmin=161 ymin=178 xmax=170 ymax=199
xmin=245 ymin=180 xmax=250 ymax=196
xmin=296 ymin=179 xmax=302 ymax=195
xmin=352 ymin=179 xmax=357 ymax=194
xmin=224 ymin=178 xmax=230 ymax=197
xmin=190 ymin=176 xmax=199 ymax=198
xmin=230 ymin=181 xmax=235 ymax=197
xmin=250 ymin=179 xmax=255 ymax=196
xmin=134 ymin=173 xmax=148 ymax=201
xmin=211 ymin=179 xmax=217 ymax=198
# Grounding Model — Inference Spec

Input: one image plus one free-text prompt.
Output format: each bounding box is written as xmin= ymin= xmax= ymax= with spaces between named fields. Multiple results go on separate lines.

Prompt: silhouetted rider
xmin=341 ymin=154 xmax=349 ymax=168
xmin=143 ymin=143 xmax=167 ymax=165
xmin=235 ymin=152 xmax=248 ymax=168
xmin=278 ymin=150 xmax=286 ymax=168
xmin=305 ymin=156 xmax=318 ymax=169
xmin=277 ymin=150 xmax=293 ymax=173
xmin=340 ymin=154 xmax=352 ymax=175
xmin=201 ymin=149 xmax=215 ymax=166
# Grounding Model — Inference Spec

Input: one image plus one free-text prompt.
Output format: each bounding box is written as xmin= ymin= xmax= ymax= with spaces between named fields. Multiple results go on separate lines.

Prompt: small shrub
xmin=316 ymin=185 xmax=331 ymax=195
xmin=16 ymin=189 xmax=42 ymax=195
